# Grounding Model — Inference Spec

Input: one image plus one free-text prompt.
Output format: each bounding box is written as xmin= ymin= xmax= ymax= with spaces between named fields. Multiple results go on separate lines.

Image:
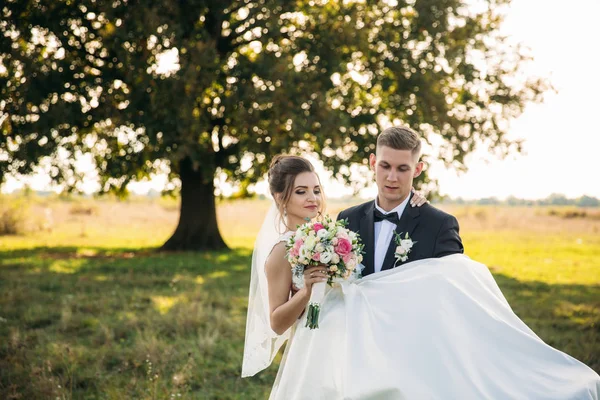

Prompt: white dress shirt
xmin=373 ymin=196 xmax=410 ymax=273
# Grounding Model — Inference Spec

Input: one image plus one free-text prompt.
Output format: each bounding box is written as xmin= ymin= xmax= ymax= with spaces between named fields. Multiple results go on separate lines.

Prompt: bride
xmin=241 ymin=154 xmax=600 ymax=399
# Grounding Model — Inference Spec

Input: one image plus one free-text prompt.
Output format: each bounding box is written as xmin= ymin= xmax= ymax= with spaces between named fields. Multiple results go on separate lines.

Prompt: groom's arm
xmin=432 ymin=215 xmax=464 ymax=257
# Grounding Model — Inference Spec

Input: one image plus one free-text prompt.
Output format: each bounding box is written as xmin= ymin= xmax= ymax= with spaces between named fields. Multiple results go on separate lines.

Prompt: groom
xmin=337 ymin=126 xmax=464 ymax=277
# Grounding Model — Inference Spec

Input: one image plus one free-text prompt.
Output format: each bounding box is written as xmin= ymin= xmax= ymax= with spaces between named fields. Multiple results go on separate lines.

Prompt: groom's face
xmin=370 ymin=145 xmax=423 ymax=210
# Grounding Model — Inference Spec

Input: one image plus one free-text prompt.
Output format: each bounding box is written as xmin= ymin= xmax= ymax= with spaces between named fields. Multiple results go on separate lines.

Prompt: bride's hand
xmin=301 ymin=265 xmax=328 ymax=291
xmin=410 ymin=187 xmax=429 ymax=207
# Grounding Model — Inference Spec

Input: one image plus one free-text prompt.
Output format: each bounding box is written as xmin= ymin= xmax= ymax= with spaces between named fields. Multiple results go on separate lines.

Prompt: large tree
xmin=0 ymin=0 xmax=546 ymax=250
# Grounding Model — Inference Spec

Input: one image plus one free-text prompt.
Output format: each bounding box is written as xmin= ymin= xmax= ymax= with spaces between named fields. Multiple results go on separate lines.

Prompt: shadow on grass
xmin=0 ymin=245 xmax=253 ymax=275
xmin=492 ymin=273 xmax=600 ymax=372
xmin=1 ymin=247 xmax=598 ymax=398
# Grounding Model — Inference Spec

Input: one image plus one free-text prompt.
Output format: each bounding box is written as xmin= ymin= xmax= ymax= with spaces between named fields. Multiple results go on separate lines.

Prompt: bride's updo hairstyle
xmin=268 ymin=155 xmax=325 ymax=223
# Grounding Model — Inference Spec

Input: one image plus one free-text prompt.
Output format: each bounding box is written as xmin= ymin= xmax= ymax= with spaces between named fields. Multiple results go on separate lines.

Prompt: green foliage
xmin=0 ymin=195 xmax=47 ymax=235
xmin=576 ymin=196 xmax=600 ymax=208
xmin=1 ymin=0 xmax=547 ymax=193
xmin=0 ymin=197 xmax=28 ymax=235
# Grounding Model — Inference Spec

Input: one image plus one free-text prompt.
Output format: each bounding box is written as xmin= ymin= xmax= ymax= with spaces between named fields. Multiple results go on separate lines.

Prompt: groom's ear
xmin=413 ymin=161 xmax=424 ymax=178
xmin=369 ymin=153 xmax=377 ymax=171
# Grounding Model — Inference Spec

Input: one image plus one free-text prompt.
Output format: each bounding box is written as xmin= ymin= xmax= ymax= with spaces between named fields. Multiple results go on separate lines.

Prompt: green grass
xmin=1 ymin=200 xmax=599 ymax=399
xmin=0 ymin=245 xmax=277 ymax=399
xmin=464 ymin=231 xmax=600 ymax=370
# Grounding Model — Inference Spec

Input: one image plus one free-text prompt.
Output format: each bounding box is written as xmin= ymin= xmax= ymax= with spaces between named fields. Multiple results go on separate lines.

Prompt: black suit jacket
xmin=337 ymin=194 xmax=464 ymax=277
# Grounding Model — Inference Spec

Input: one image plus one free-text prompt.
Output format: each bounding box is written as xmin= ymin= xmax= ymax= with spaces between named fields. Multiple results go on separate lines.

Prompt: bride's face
xmin=285 ymin=172 xmax=322 ymax=224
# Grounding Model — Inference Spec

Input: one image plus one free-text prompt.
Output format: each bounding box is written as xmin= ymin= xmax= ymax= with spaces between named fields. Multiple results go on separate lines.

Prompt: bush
xmin=0 ymin=197 xmax=50 ymax=235
xmin=546 ymin=207 xmax=600 ymax=220
xmin=0 ymin=198 xmax=29 ymax=235
xmin=69 ymin=202 xmax=98 ymax=216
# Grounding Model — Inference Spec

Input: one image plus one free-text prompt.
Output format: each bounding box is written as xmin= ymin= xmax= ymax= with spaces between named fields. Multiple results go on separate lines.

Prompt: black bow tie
xmin=374 ymin=209 xmax=400 ymax=225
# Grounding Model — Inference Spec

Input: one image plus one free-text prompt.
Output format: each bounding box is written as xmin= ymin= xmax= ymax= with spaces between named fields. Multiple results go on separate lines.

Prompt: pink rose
xmin=313 ymin=223 xmax=325 ymax=232
xmin=342 ymin=253 xmax=352 ymax=264
xmin=312 ymin=252 xmax=321 ymax=261
xmin=290 ymin=239 xmax=303 ymax=257
xmin=334 ymin=238 xmax=352 ymax=256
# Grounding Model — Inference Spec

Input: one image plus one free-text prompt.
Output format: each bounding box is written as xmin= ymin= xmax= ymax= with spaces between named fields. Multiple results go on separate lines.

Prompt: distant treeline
xmin=4 ymin=189 xmax=599 ymax=208
xmin=439 ymin=194 xmax=600 ymax=207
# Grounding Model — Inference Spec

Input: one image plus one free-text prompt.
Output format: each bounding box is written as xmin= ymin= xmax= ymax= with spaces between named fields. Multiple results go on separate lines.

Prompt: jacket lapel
xmin=359 ymin=201 xmax=376 ymax=276
xmin=381 ymin=194 xmax=420 ymax=271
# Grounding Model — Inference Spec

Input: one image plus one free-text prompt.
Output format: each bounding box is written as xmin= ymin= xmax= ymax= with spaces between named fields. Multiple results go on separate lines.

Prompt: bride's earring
xmin=283 ymin=206 xmax=287 ymax=217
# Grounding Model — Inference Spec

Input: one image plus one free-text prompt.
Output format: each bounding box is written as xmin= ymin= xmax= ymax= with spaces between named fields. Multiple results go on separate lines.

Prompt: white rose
xmin=331 ymin=238 xmax=339 ymax=245
xmin=396 ymin=246 xmax=407 ymax=255
xmin=300 ymin=246 xmax=312 ymax=261
xmin=320 ymin=250 xmax=333 ymax=264
xmin=400 ymin=239 xmax=413 ymax=251
xmin=295 ymin=230 xmax=304 ymax=240
xmin=348 ymin=231 xmax=357 ymax=240
xmin=330 ymin=265 xmax=338 ymax=272
xmin=331 ymin=253 xmax=340 ymax=264
xmin=304 ymin=236 xmax=317 ymax=251
xmin=317 ymin=229 xmax=329 ymax=239
xmin=308 ymin=230 xmax=316 ymax=238
xmin=315 ymin=243 xmax=325 ymax=253
xmin=328 ymin=222 xmax=336 ymax=229
xmin=346 ymin=258 xmax=357 ymax=270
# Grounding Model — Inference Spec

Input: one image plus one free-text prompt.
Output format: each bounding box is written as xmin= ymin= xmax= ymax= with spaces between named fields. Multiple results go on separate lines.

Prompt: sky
xmin=3 ymin=0 xmax=600 ymax=200
xmin=431 ymin=0 xmax=600 ymax=200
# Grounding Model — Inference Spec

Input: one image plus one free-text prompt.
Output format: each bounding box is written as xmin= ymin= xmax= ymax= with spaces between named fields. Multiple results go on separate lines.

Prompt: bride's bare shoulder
xmin=265 ymin=241 xmax=291 ymax=273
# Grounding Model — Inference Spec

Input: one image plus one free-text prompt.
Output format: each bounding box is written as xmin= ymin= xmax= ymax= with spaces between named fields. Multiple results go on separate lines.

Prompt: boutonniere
xmin=393 ymin=232 xmax=416 ymax=266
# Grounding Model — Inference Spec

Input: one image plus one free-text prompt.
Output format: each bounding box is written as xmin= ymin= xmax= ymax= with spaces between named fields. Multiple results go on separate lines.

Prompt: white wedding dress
xmin=241 ymin=205 xmax=599 ymax=399
xmin=268 ymin=254 xmax=600 ymax=399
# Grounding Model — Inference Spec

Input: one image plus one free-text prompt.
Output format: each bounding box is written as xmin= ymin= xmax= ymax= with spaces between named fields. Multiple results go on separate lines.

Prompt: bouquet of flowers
xmin=285 ymin=216 xmax=364 ymax=329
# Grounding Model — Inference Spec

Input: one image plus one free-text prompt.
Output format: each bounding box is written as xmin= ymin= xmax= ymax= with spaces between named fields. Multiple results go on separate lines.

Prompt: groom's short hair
xmin=377 ymin=126 xmax=422 ymax=160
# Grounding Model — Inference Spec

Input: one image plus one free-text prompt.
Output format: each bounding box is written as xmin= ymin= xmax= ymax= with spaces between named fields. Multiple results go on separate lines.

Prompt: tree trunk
xmin=161 ymin=158 xmax=227 ymax=251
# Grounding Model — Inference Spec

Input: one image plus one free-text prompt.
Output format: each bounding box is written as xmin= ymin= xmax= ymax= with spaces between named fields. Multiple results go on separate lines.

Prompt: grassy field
xmin=1 ymin=196 xmax=599 ymax=399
